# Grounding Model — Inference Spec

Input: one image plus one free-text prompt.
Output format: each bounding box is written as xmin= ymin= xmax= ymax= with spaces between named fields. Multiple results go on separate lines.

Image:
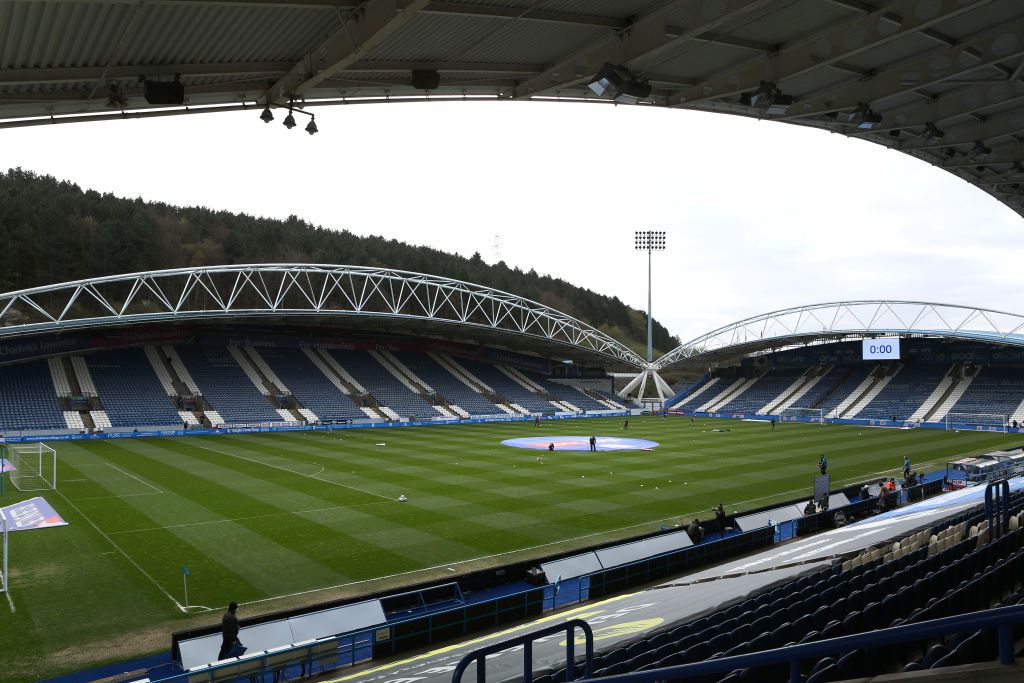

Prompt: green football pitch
xmin=2 ymin=416 xmax=1021 ymax=681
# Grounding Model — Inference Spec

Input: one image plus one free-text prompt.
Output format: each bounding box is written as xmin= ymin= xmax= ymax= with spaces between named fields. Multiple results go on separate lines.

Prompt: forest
xmin=0 ymin=168 xmax=678 ymax=355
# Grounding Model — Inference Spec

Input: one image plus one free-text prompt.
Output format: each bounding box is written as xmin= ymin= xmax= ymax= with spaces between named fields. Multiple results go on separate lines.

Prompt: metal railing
xmin=451 ymin=619 xmax=594 ymax=683
xmin=592 ymin=605 xmax=1024 ymax=683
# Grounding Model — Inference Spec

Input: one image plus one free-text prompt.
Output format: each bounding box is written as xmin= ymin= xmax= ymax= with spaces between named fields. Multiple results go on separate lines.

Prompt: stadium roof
xmin=654 ymin=300 xmax=1024 ymax=368
xmin=0 ymin=263 xmax=647 ymax=368
xmin=3 ymin=1 xmax=1024 ymax=215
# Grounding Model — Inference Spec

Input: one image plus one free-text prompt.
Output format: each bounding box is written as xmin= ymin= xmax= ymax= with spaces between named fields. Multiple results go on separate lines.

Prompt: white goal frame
xmin=778 ymin=407 xmax=825 ymax=424
xmin=945 ymin=412 xmax=1008 ymax=432
xmin=0 ymin=509 xmax=7 ymax=595
xmin=8 ymin=443 xmax=57 ymax=492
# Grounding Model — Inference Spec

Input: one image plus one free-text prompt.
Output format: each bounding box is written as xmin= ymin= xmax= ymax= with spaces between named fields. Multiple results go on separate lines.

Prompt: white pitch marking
xmin=189 ymin=441 xmax=393 ymax=501
xmin=52 ymin=488 xmax=185 ymax=612
xmin=105 ymin=463 xmax=163 ymax=493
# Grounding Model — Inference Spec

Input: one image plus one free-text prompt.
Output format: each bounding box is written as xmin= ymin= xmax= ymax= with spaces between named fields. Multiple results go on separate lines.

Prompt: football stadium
xmin=4 ymin=2 xmax=1024 ymax=683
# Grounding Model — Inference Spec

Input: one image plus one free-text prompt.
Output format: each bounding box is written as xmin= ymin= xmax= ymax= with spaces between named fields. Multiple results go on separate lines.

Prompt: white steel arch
xmin=654 ymin=300 xmax=1024 ymax=369
xmin=0 ymin=264 xmax=645 ymax=367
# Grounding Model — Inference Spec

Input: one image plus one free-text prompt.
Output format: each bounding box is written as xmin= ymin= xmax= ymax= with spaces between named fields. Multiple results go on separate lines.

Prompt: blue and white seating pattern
xmin=719 ymin=367 xmax=804 ymax=414
xmin=948 ymin=366 xmax=1024 ymax=422
xmin=0 ymin=360 xmax=66 ymax=430
xmin=174 ymin=346 xmax=283 ymax=423
xmin=326 ymin=350 xmax=434 ymax=418
xmin=257 ymin=347 xmax=365 ymax=421
xmin=391 ymin=352 xmax=499 ymax=415
xmin=857 ymin=364 xmax=948 ymax=420
xmin=86 ymin=349 xmax=183 ymax=426
xmin=454 ymin=358 xmax=552 ymax=412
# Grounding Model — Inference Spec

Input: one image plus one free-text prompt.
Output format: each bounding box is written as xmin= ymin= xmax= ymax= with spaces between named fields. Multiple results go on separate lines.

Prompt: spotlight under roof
xmin=259 ymin=106 xmax=274 ymax=123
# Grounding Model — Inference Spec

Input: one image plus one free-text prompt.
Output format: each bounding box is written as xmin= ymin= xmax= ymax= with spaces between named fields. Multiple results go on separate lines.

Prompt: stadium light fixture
xmin=922 ymin=122 xmax=945 ymax=144
xmin=740 ymin=81 xmax=793 ymax=116
xmin=847 ymin=102 xmax=882 ymax=130
xmin=968 ymin=140 xmax=991 ymax=161
xmin=587 ymin=63 xmax=651 ymax=105
xmin=305 ymin=116 xmax=318 ymax=135
xmin=635 ymin=230 xmax=666 ymax=365
xmin=283 ymin=108 xmax=297 ymax=130
xmin=260 ymin=106 xmax=274 ymax=123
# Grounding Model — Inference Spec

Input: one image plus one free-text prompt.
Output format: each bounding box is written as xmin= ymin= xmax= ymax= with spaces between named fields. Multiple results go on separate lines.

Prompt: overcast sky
xmin=3 ymin=101 xmax=1021 ymax=344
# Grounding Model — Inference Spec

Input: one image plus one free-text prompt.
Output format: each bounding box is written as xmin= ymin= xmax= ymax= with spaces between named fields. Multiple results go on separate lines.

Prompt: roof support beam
xmin=783 ymin=17 xmax=1024 ymax=119
xmin=896 ymin=110 xmax=1024 ymax=152
xmin=512 ymin=0 xmax=777 ymax=100
xmin=262 ymin=0 xmax=430 ymax=105
xmin=667 ymin=0 xmax=990 ymax=108
xmin=0 ymin=62 xmax=294 ymax=86
xmin=941 ymin=145 xmax=1024 ymax=168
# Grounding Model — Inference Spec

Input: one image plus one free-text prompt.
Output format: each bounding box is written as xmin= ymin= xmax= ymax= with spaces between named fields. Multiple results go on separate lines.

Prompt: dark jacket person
xmin=218 ymin=601 xmax=240 ymax=660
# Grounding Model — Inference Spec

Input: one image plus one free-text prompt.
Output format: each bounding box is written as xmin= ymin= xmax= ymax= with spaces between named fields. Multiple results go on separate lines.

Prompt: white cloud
xmin=2 ymin=101 xmax=1021 ymax=347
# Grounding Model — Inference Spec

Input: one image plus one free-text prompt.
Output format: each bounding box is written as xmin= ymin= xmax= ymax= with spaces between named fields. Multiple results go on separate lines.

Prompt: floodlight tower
xmin=618 ymin=231 xmax=673 ymax=409
xmin=634 ymin=230 xmax=666 ymax=363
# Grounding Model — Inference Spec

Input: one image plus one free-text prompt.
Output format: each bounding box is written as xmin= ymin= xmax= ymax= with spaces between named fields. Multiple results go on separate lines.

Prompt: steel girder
xmin=0 ymin=264 xmax=645 ymax=367
xmin=653 ymin=300 xmax=1024 ymax=369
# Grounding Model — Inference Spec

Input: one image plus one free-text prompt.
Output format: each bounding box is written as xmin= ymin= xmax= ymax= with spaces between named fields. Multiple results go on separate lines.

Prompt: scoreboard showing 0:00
xmin=862 ymin=338 xmax=901 ymax=360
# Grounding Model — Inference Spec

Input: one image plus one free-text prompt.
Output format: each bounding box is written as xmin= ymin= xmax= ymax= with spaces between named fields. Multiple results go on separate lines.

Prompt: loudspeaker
xmin=143 ymin=80 xmax=185 ymax=105
xmin=411 ymin=69 xmax=441 ymax=90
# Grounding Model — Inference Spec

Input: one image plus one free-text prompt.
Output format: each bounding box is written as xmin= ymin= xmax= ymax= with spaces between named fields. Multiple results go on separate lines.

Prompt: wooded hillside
xmin=0 ymin=168 xmax=678 ymax=355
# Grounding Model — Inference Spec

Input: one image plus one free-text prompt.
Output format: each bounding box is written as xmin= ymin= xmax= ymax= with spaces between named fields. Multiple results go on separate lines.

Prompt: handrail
xmin=594 ymin=605 xmax=1024 ymax=683
xmin=451 ymin=619 xmax=594 ymax=683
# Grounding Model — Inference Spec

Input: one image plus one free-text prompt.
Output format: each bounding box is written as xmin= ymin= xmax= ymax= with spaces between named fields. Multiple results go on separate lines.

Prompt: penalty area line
xmin=52 ymin=488 xmax=186 ymax=613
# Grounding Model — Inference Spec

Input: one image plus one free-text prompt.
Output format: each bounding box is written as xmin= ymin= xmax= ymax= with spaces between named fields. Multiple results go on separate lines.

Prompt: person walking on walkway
xmin=218 ymin=602 xmax=241 ymax=661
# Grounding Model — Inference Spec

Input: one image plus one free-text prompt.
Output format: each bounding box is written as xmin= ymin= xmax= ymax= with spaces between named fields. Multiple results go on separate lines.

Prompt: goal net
xmin=778 ymin=407 xmax=824 ymax=424
xmin=8 ymin=443 xmax=57 ymax=492
xmin=945 ymin=412 xmax=1008 ymax=432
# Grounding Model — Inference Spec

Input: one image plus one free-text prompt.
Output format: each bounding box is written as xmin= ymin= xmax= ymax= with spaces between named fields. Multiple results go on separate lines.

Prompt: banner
xmin=0 ymin=497 xmax=68 ymax=532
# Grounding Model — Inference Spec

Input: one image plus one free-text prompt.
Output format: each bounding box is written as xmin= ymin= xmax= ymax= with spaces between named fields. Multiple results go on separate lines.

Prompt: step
xmin=244 ymin=347 xmax=289 ymax=393
xmin=297 ymin=407 xmax=318 ymax=423
xmin=316 ymin=350 xmax=367 ymax=393
xmin=302 ymin=348 xmax=353 ymax=394
xmin=378 ymin=406 xmax=401 ymax=421
xmin=827 ymin=366 xmax=879 ymax=418
xmin=844 ymin=365 xmax=902 ymax=419
xmin=931 ymin=369 xmax=978 ymax=422
xmin=360 ymin=406 xmax=382 ymax=420
xmin=144 ymin=346 xmax=178 ymax=396
xmin=163 ymin=346 xmax=203 ymax=395
xmin=379 ymin=350 xmax=435 ymax=393
xmin=48 ymin=357 xmax=72 ymax=397
xmin=71 ymin=356 xmax=98 ymax=395
xmin=759 ymin=367 xmax=815 ymax=415
xmin=178 ymin=410 xmax=200 ymax=425
xmin=205 ymin=409 xmax=225 ymax=427
xmin=670 ymin=377 xmax=719 ymax=409
xmin=497 ymin=365 xmax=543 ymax=394
xmin=449 ymin=405 xmax=471 ymax=418
xmin=911 ymin=364 xmax=956 ymax=421
xmin=431 ymin=353 xmax=493 ymax=393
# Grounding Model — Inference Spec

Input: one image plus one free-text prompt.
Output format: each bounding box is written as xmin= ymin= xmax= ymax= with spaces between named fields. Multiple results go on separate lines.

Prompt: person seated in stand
xmin=818 ymin=492 xmax=830 ymax=512
xmin=860 ymin=483 xmax=871 ymax=501
xmin=877 ymin=486 xmax=890 ymax=513
xmin=803 ymin=499 xmax=817 ymax=516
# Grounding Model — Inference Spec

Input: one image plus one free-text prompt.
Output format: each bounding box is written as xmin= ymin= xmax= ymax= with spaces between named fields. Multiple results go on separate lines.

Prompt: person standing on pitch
xmin=770 ymin=417 xmax=776 ymax=431
xmin=589 ymin=435 xmax=597 ymax=452
xmin=903 ymin=455 xmax=911 ymax=480
xmin=622 ymin=418 xmax=629 ymax=430
xmin=819 ymin=453 xmax=828 ymax=475
xmin=218 ymin=601 xmax=241 ymax=660
xmin=535 ymin=415 xmax=540 ymax=427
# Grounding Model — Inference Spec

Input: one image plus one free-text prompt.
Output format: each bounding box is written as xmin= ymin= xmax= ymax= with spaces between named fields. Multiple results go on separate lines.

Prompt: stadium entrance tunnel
xmin=501 ymin=436 xmax=659 ymax=451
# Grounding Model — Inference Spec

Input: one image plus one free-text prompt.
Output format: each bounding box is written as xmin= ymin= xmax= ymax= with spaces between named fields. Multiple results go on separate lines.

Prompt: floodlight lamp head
xmin=741 ymin=81 xmax=793 ymax=115
xmin=923 ymin=122 xmax=944 ymax=144
xmin=259 ymin=106 xmax=274 ymax=123
xmin=588 ymin=63 xmax=620 ymax=97
xmin=305 ymin=116 xmax=318 ymax=135
xmin=283 ymin=109 xmax=296 ymax=130
xmin=969 ymin=140 xmax=991 ymax=161
xmin=847 ymin=102 xmax=882 ymax=130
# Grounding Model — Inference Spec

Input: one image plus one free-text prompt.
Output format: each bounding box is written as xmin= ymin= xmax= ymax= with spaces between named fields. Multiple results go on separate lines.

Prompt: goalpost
xmin=778 ymin=407 xmax=825 ymax=424
xmin=945 ymin=412 xmax=1008 ymax=432
xmin=7 ymin=443 xmax=57 ymax=492
xmin=0 ymin=508 xmax=7 ymax=595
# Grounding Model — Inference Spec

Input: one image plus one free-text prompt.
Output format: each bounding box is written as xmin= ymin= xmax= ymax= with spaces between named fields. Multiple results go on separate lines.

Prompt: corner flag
xmin=182 ymin=565 xmax=190 ymax=577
